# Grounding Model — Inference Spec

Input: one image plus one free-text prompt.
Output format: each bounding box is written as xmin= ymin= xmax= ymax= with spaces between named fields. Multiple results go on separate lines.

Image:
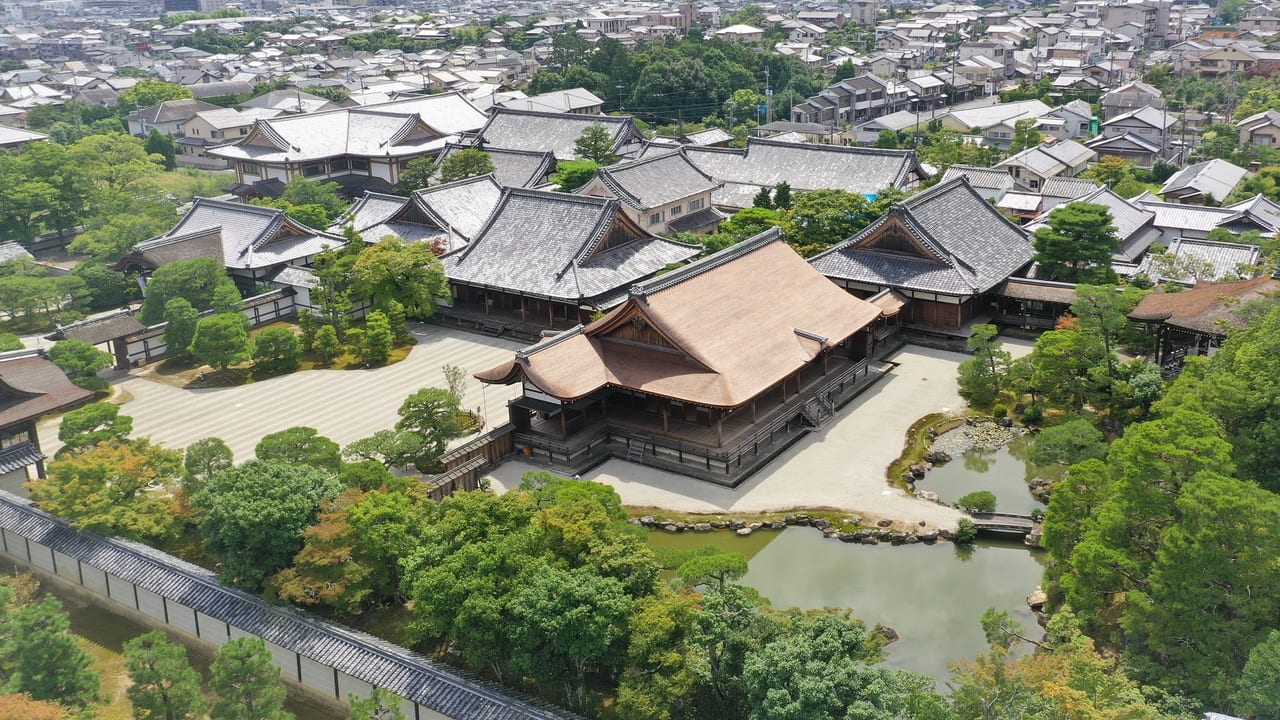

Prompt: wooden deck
xmin=514 ymin=357 xmax=888 ymax=486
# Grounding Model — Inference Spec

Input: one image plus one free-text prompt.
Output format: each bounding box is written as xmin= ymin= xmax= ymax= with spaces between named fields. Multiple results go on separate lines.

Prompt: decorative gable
xmin=852 ymin=213 xmax=947 ymax=263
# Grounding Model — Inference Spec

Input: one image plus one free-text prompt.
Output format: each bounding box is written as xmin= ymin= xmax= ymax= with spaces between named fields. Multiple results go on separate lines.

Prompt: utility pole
xmin=764 ymin=67 xmax=771 ymax=124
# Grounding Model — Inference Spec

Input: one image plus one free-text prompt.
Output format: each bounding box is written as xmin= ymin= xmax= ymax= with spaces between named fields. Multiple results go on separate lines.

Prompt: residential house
xmin=938 ymin=164 xmax=1015 ymax=202
xmin=995 ymin=139 xmax=1096 ymax=191
xmin=474 ymin=108 xmax=644 ymax=162
xmin=1100 ymin=80 xmax=1163 ymax=120
xmin=119 ymin=198 xmax=345 ymax=287
xmin=666 ymin=138 xmax=928 ymax=210
xmin=240 ymin=89 xmax=340 ymax=115
xmin=1042 ymin=99 xmax=1094 ymax=141
xmin=210 ymin=94 xmax=489 ymax=198
xmin=1237 ymin=109 xmax=1280 ymax=148
xmin=1197 ymin=45 xmax=1260 ymax=77
xmin=790 ymin=74 xmax=910 ymax=127
xmin=0 ymin=348 xmax=92 ymax=489
xmin=1040 ymin=176 xmax=1102 ymax=210
xmin=714 ymin=24 xmax=765 ymax=42
xmin=578 ymin=151 xmax=725 ymax=235
xmin=809 ymin=177 xmax=1035 ymax=329
xmin=123 ymin=98 xmax=219 ymax=137
xmin=939 ymin=99 xmax=1052 ymax=145
xmin=439 ymin=189 xmax=700 ymax=331
xmin=1084 ymin=105 xmax=1177 ymax=167
xmin=0 ymin=125 xmax=46 ymax=149
xmin=475 ymin=229 xmax=883 ymax=484
xmin=1158 ymin=158 xmax=1247 ymax=204
xmin=176 ymin=107 xmax=281 ymax=169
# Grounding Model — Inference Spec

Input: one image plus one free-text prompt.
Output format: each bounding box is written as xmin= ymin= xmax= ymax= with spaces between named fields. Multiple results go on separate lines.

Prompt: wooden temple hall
xmin=475 ymin=229 xmax=891 ymax=486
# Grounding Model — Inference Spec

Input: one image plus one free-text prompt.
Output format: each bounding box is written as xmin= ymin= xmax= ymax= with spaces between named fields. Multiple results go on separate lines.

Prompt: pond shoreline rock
xmin=631 ymin=513 xmax=964 ymax=548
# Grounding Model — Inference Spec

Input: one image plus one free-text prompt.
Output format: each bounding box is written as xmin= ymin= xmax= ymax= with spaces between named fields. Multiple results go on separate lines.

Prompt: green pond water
xmin=648 ymin=528 xmax=1047 ymax=688
xmin=920 ymin=434 xmax=1059 ymax=515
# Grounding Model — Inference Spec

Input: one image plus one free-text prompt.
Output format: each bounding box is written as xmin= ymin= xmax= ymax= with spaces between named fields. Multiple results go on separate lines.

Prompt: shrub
xmin=956 ymin=490 xmax=997 ymax=513
xmin=955 ymin=518 xmax=978 ymax=545
xmin=1020 ymin=406 xmax=1044 ymax=425
xmin=1030 ymin=508 xmax=1046 ymax=523
xmin=992 ymin=404 xmax=1008 ymax=419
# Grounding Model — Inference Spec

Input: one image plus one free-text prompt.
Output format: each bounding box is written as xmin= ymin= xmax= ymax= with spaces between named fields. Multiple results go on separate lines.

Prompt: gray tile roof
xmin=442 ymin=189 xmax=699 ymax=304
xmin=593 ymin=151 xmax=720 ymax=210
xmin=673 ymin=139 xmax=925 ymax=209
xmin=476 ymin=109 xmax=639 ymax=161
xmin=809 ymin=177 xmax=1034 ymax=296
xmin=667 ymin=206 xmax=727 ymax=233
xmin=413 ymin=175 xmax=503 ymax=243
xmin=1136 ymin=238 xmax=1262 ymax=284
xmin=212 ymin=94 xmax=487 ymax=164
xmin=939 ymin=164 xmax=1014 ymax=191
xmin=439 ymin=144 xmax=556 ymax=189
xmin=1039 ymin=176 xmax=1099 ymax=204
xmin=1159 ymin=158 xmax=1247 ymax=202
xmin=1225 ymin=194 xmax=1280 ymax=232
xmin=141 ymin=198 xmax=345 ymax=271
xmin=0 ymin=490 xmax=581 ymax=720
xmin=0 ymin=241 xmax=35 ymax=265
xmin=1135 ymin=197 xmax=1240 ymax=233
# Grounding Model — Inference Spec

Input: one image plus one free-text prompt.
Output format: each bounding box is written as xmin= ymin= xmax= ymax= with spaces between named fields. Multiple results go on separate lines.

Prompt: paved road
xmin=490 ymin=344 xmax=970 ymax=529
xmin=39 ymin=324 xmax=525 ymax=461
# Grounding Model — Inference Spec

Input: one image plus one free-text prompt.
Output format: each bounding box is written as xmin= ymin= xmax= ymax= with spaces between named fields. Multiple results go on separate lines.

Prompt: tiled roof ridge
xmin=330 ymin=192 xmax=409 ymax=232
xmin=137 ymin=224 xmax=222 ymax=251
xmin=451 ymin=188 xmax=611 ymax=265
xmin=631 ymin=227 xmax=781 ymax=299
xmin=487 ymin=106 xmax=630 ymax=124
xmin=515 ymin=324 xmax=585 ymax=360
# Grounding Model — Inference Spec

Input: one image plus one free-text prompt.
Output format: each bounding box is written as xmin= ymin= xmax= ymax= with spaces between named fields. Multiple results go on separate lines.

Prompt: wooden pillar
xmin=751 ymin=400 xmax=757 ymax=423
xmin=661 ymin=402 xmax=669 ymax=432
xmin=715 ymin=410 xmax=724 ymax=446
xmin=520 ymin=296 xmax=526 ymax=322
xmin=780 ymin=377 xmax=788 ymax=403
xmin=548 ymin=302 xmax=554 ymax=327
xmin=483 ymin=288 xmax=490 ymax=316
xmin=559 ymin=410 xmax=567 ymax=438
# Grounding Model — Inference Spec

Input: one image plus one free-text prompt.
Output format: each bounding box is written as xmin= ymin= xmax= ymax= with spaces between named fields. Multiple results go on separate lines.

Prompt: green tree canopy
xmin=438 ymin=149 xmax=496 ymax=184
xmin=209 ymin=637 xmax=293 ymax=720
xmin=47 ymin=339 xmax=113 ymax=392
xmin=194 ymin=459 xmax=342 ymax=589
xmin=163 ymin=297 xmax=199 ymax=364
xmin=30 ymin=439 xmax=183 ymax=541
xmin=190 ymin=313 xmax=252 ymax=375
xmin=122 ymin=630 xmax=207 ymax=720
xmin=574 ymin=123 xmax=619 ymax=165
xmin=254 ymin=426 xmax=342 ymax=473
xmin=1032 ymin=203 xmax=1121 ymax=284
xmin=56 ymin=402 xmax=133 ymax=453
xmin=118 ymin=80 xmax=193 ymax=109
xmin=350 ymin=236 xmax=448 ymax=318
xmin=138 ymin=258 xmax=239 ymax=324
xmin=395 ymin=387 xmax=466 ymax=468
